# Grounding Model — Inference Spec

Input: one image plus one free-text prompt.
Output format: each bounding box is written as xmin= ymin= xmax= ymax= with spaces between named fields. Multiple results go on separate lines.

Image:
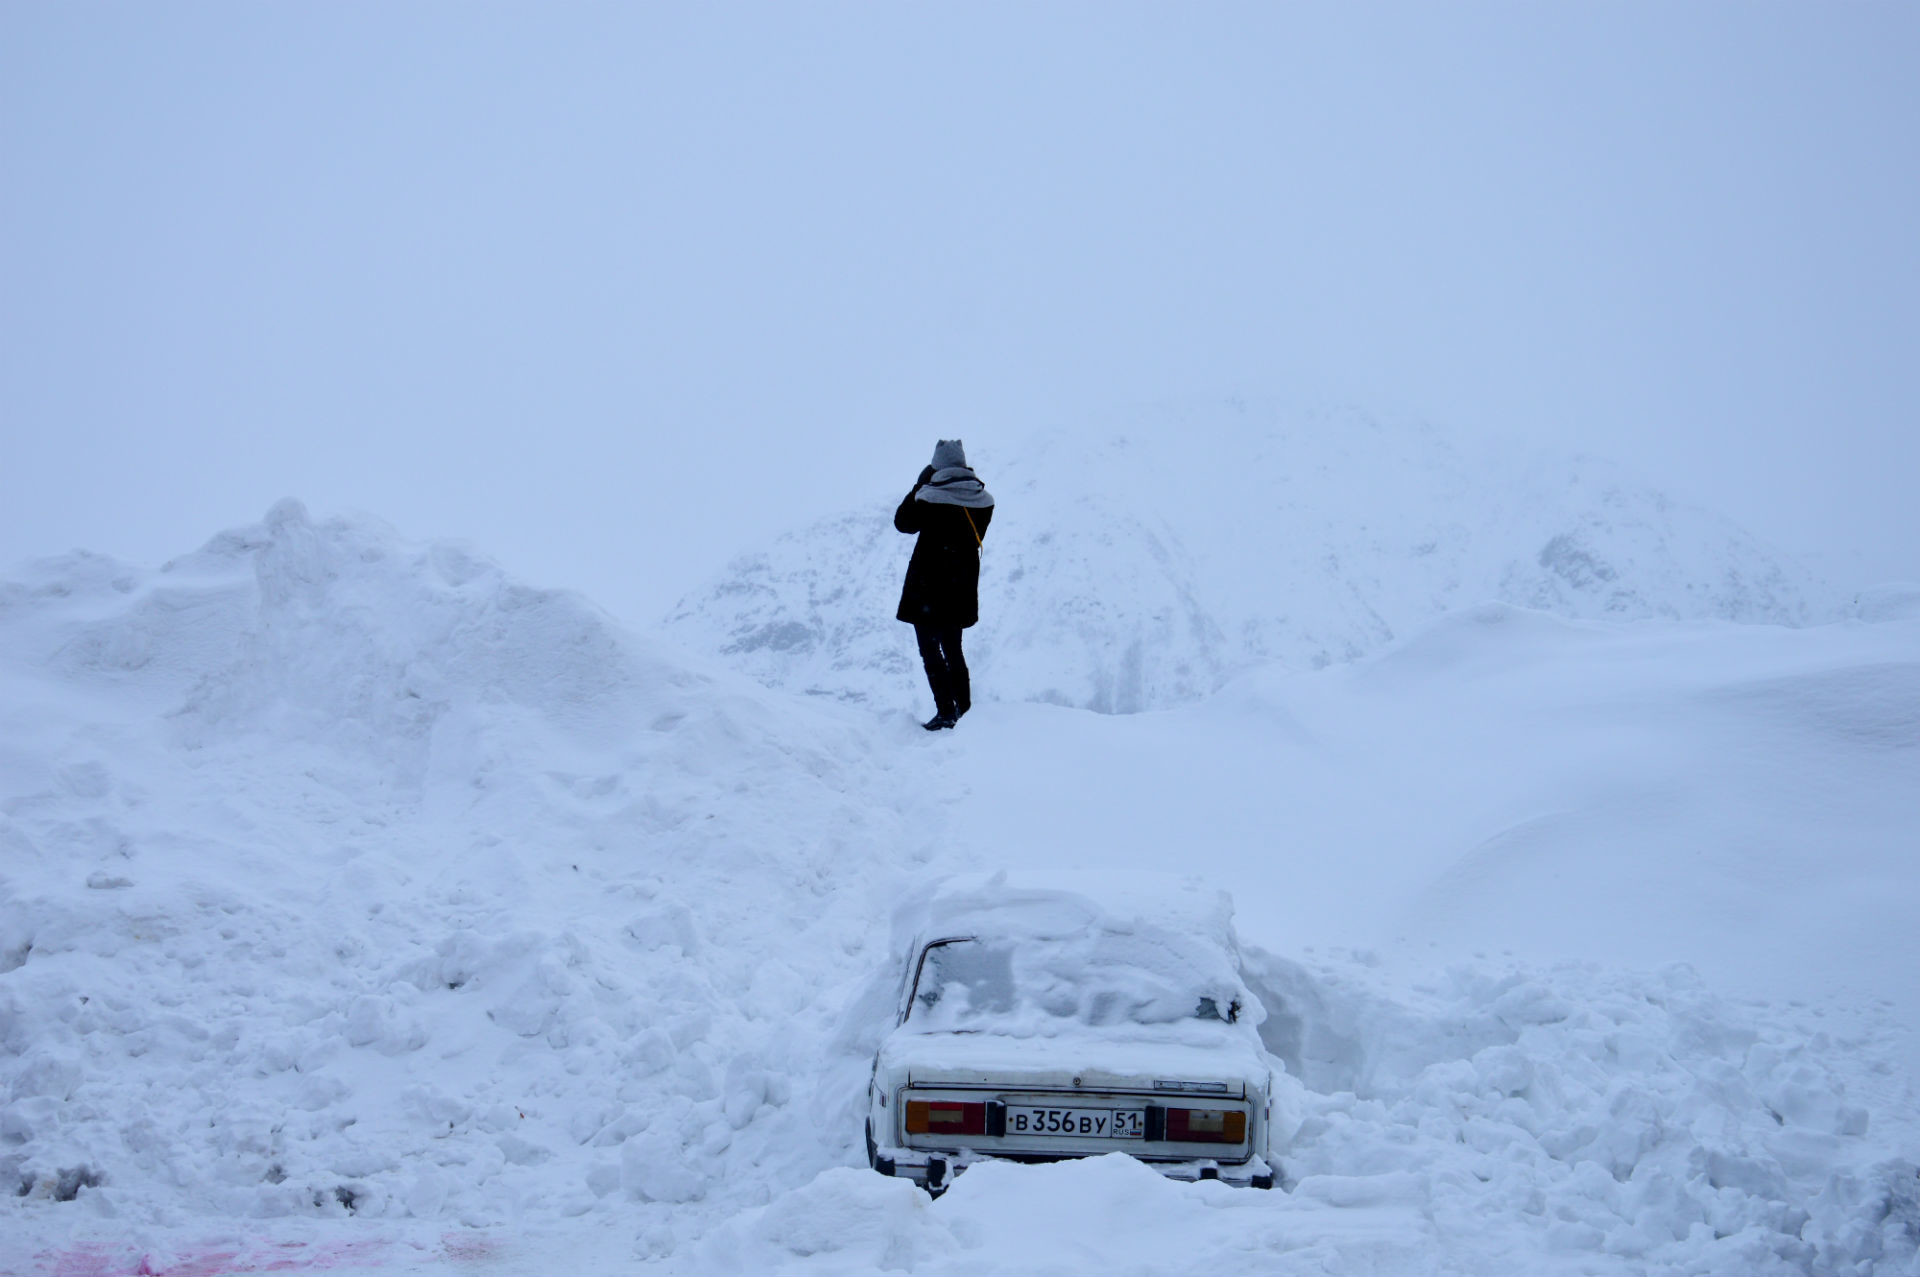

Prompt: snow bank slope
xmin=665 ymin=400 xmax=1833 ymax=712
xmin=920 ymin=603 xmax=1920 ymax=1056
xmin=803 ymin=606 xmax=1920 ymax=1276
xmin=3 ymin=506 xmax=1915 ymax=1276
xmin=0 ymin=502 xmax=936 ymax=1260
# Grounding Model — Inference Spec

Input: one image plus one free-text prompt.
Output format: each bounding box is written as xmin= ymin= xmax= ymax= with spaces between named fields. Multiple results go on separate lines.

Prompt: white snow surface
xmin=3 ymin=499 xmax=1918 ymax=1276
xmin=666 ymin=400 xmax=1837 ymax=714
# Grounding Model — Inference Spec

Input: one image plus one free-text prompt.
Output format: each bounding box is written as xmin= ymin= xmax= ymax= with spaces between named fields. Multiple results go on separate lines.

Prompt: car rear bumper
xmin=868 ymin=1138 xmax=1276 ymax=1193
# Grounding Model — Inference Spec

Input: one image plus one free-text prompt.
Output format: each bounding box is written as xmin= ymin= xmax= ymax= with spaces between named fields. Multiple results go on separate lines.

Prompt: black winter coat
xmin=894 ymin=490 xmax=993 ymax=628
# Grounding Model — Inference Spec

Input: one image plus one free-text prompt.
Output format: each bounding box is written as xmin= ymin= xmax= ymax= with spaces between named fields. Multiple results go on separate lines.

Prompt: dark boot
xmin=915 ymin=624 xmax=960 ymax=727
xmin=918 ymin=624 xmax=969 ymax=721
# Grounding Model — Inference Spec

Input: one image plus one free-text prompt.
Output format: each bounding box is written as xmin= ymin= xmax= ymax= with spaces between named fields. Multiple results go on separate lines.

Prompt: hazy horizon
xmin=5 ymin=3 xmax=1916 ymax=627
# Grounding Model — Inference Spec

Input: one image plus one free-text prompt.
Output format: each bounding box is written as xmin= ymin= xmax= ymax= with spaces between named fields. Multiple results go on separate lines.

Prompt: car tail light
xmin=905 ymin=1100 xmax=987 ymax=1137
xmin=1164 ymin=1107 xmax=1246 ymax=1144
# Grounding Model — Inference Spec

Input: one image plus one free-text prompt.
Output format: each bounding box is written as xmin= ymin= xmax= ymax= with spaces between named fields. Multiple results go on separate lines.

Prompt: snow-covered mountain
xmin=666 ymin=401 xmax=1834 ymax=713
xmin=4 ymin=501 xmax=1917 ymax=1276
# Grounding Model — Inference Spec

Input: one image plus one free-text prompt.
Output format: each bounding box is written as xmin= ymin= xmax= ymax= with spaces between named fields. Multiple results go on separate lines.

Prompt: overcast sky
xmin=4 ymin=3 xmax=1915 ymax=625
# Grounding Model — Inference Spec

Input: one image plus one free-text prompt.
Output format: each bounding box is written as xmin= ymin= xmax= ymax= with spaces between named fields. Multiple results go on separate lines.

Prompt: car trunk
xmin=878 ymin=1030 xmax=1266 ymax=1173
xmin=885 ymin=1030 xmax=1260 ymax=1097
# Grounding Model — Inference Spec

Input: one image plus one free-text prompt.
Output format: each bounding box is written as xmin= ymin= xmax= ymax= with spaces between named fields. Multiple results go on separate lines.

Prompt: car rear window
xmin=906 ymin=936 xmax=1240 ymax=1033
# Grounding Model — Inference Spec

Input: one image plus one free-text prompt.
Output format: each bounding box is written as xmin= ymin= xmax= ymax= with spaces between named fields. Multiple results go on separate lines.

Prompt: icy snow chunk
xmin=585 ymin=1161 xmax=621 ymax=1198
xmin=11 ymin=1051 xmax=82 ymax=1101
xmin=620 ymin=1028 xmax=676 ymax=1077
xmin=497 ymin=1133 xmax=550 ymax=1166
xmin=400 ymin=1085 xmax=471 ymax=1133
xmin=1472 ymin=1043 xmax=1535 ymax=1097
xmin=1 ymin=1104 xmax=35 ymax=1144
xmin=293 ymin=1075 xmax=349 ymax=1112
xmin=625 ymin=902 xmax=699 ymax=955
xmin=722 ymin=1055 xmax=788 ymax=1130
xmin=477 ymin=1103 xmax=527 ymax=1134
xmin=405 ymin=1167 xmax=448 ymax=1218
xmin=342 ymin=995 xmax=426 ymax=1054
xmin=621 ymin=1128 xmax=706 ymax=1204
xmin=486 ymin=959 xmax=573 ymax=1038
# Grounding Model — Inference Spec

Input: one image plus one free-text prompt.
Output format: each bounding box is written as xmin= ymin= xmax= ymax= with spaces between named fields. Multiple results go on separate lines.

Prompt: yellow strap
xmin=962 ymin=507 xmax=982 ymax=548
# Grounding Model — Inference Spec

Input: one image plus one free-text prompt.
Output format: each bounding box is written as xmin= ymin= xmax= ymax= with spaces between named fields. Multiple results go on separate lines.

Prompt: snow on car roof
xmin=894 ymin=870 xmax=1240 ymax=944
xmin=889 ymin=872 xmax=1259 ymax=1027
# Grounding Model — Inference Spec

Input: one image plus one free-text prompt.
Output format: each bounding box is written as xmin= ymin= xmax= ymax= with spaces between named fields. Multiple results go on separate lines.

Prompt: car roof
xmin=891 ymin=871 xmax=1242 ymax=956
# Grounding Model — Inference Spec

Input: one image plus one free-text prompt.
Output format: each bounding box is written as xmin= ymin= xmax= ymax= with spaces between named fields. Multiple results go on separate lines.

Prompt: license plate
xmin=1005 ymin=1106 xmax=1145 ymax=1139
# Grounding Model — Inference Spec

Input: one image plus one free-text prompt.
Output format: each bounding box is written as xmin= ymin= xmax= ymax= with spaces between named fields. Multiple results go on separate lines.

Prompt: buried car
xmin=865 ymin=875 xmax=1279 ymax=1194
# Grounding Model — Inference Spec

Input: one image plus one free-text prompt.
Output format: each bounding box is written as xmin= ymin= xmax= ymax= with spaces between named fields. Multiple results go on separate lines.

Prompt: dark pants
xmin=914 ymin=624 xmax=969 ymax=719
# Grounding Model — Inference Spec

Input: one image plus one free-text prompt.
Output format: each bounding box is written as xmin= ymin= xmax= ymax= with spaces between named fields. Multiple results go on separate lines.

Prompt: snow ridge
xmin=666 ymin=400 xmax=1833 ymax=713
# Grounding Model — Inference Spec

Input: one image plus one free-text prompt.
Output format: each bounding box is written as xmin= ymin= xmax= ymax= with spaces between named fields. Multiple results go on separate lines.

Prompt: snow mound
xmin=1244 ymin=952 xmax=1914 ymax=1275
xmin=6 ymin=498 xmax=695 ymax=760
xmin=2 ymin=506 xmax=1914 ymax=1276
xmin=0 ymin=503 xmax=924 ymax=1255
xmin=665 ymin=400 xmax=1834 ymax=713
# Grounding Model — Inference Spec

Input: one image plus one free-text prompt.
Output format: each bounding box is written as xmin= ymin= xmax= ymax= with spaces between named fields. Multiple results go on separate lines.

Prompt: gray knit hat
xmin=931 ymin=439 xmax=968 ymax=470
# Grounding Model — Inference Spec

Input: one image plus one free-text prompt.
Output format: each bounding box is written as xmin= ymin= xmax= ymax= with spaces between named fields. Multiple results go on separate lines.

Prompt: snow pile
xmin=0 ymin=503 xmax=929 ymax=1259
xmin=666 ymin=400 xmax=1835 ymax=713
xmin=3 ymin=503 xmax=1916 ymax=1276
xmin=1250 ymin=954 xmax=1917 ymax=1275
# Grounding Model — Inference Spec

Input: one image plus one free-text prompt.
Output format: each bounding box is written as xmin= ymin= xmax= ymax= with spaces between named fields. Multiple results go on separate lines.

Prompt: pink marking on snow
xmin=438 ymin=1233 xmax=495 ymax=1263
xmin=38 ymin=1238 xmax=388 ymax=1277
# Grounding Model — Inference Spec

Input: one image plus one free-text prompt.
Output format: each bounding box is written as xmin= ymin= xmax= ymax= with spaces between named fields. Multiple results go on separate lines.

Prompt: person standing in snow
xmin=895 ymin=440 xmax=994 ymax=730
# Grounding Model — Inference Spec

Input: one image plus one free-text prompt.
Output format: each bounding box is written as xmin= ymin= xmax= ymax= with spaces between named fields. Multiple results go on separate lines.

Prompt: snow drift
xmin=0 ymin=502 xmax=933 ymax=1255
xmin=3 ymin=501 xmax=1917 ymax=1276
